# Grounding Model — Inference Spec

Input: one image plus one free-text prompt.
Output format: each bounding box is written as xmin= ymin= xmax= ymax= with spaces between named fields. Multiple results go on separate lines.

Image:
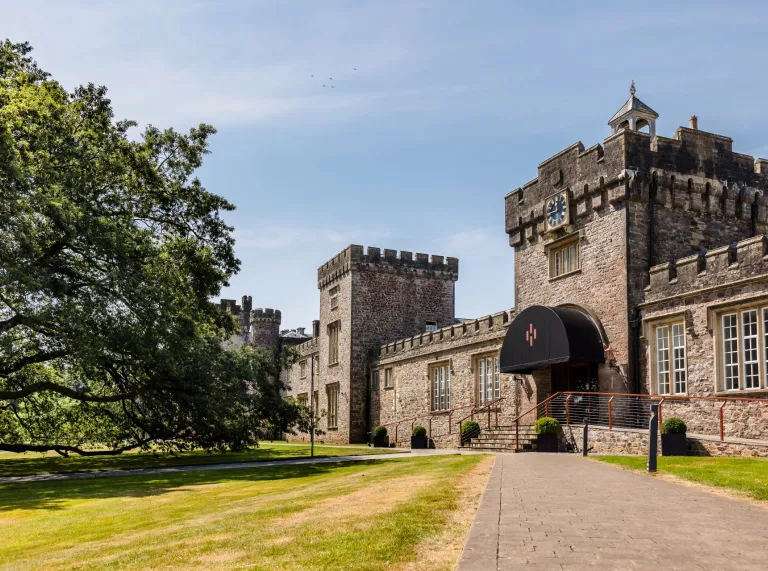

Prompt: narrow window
xmin=476 ymin=355 xmax=501 ymax=403
xmin=723 ymin=313 xmax=739 ymax=390
xmin=313 ymin=390 xmax=319 ymax=421
xmin=477 ymin=358 xmax=485 ymax=403
xmin=764 ymin=308 xmax=768 ymax=388
xmin=384 ymin=368 xmax=392 ymax=388
xmin=549 ymin=237 xmax=580 ymax=278
xmin=431 ymin=363 xmax=450 ymax=411
xmin=656 ymin=325 xmax=670 ymax=394
xmin=327 ymin=322 xmax=340 ymax=365
xmin=494 ymin=356 xmax=500 ymax=399
xmin=742 ymin=310 xmax=760 ymax=389
xmin=329 ymin=286 xmax=339 ymax=310
xmin=326 ymin=383 xmax=339 ymax=428
xmin=672 ymin=323 xmax=686 ymax=394
xmin=300 ymin=360 xmax=307 ymax=379
xmin=425 ymin=320 xmax=438 ymax=332
xmin=297 ymin=393 xmax=308 ymax=407
xmin=372 ymin=370 xmax=380 ymax=391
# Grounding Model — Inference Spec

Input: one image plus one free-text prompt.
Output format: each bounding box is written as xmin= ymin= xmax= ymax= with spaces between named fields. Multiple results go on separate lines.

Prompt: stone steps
xmin=463 ymin=426 xmax=540 ymax=452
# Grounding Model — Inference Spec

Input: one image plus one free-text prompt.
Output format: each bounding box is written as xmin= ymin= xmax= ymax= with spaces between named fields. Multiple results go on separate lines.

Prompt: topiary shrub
xmin=662 ymin=417 xmax=687 ymax=435
xmin=462 ymin=420 xmax=481 ymax=437
xmin=412 ymin=425 xmax=427 ymax=437
xmin=535 ymin=417 xmax=561 ymax=435
xmin=373 ymin=425 xmax=388 ymax=437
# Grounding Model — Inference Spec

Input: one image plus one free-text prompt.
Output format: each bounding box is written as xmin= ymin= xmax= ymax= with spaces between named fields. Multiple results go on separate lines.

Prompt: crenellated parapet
xmin=317 ymin=245 xmax=459 ymax=288
xmin=375 ymin=309 xmax=514 ymax=363
xmin=645 ymin=235 xmax=768 ymax=302
xmin=250 ymin=307 xmax=282 ymax=323
xmin=506 ymin=126 xmax=768 ymax=248
xmin=294 ymin=336 xmax=319 ymax=357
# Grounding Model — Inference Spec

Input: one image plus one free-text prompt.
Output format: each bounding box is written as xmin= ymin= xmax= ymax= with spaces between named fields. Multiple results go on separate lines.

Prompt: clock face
xmin=546 ymin=194 xmax=567 ymax=228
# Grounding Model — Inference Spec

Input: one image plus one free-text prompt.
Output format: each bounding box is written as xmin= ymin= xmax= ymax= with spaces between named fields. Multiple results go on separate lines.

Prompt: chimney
xmin=312 ymin=320 xmax=320 ymax=338
xmin=297 ymin=327 xmax=305 ymax=336
xmin=689 ymin=115 xmax=698 ymax=130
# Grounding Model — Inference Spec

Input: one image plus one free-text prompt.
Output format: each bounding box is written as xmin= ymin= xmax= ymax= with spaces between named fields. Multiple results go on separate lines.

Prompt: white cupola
xmin=608 ymin=81 xmax=659 ymax=137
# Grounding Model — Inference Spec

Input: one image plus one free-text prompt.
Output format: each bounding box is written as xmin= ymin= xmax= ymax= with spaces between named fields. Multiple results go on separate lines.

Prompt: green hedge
xmin=662 ymin=417 xmax=687 ymax=435
xmin=412 ymin=425 xmax=427 ymax=437
xmin=461 ymin=420 xmax=480 ymax=437
xmin=535 ymin=417 xmax=561 ymax=435
xmin=373 ymin=425 xmax=388 ymax=437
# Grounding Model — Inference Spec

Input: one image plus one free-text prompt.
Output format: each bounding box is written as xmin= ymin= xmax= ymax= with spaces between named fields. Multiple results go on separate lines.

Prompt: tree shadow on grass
xmin=0 ymin=459 xmax=397 ymax=513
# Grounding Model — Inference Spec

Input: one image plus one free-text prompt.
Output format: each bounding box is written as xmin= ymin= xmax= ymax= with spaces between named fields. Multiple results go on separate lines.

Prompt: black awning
xmin=500 ymin=305 xmax=605 ymax=374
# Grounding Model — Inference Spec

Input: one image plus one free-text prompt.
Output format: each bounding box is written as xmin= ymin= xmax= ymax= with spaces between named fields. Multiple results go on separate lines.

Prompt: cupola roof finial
xmin=629 ymin=80 xmax=636 ymax=98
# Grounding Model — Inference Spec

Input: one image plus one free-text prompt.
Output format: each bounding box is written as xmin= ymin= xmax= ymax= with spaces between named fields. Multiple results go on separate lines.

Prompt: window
xmin=297 ymin=393 xmax=308 ymax=407
xmin=430 ymin=363 xmax=451 ymax=411
xmin=653 ymin=322 xmax=686 ymax=395
xmin=548 ymin=236 xmax=580 ymax=279
xmin=329 ymin=286 xmax=339 ymax=310
xmin=476 ymin=354 xmax=501 ymax=403
xmin=425 ymin=320 xmax=437 ymax=332
xmin=300 ymin=360 xmax=307 ymax=378
xmin=326 ymin=383 xmax=339 ymax=429
xmin=384 ymin=368 xmax=393 ymax=388
xmin=718 ymin=307 xmax=768 ymax=391
xmin=313 ymin=390 xmax=319 ymax=421
xmin=328 ymin=322 xmax=340 ymax=365
xmin=372 ymin=370 xmax=380 ymax=391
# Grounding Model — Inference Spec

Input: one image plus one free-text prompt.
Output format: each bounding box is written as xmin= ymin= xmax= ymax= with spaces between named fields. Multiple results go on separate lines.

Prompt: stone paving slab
xmin=459 ymin=453 xmax=768 ymax=570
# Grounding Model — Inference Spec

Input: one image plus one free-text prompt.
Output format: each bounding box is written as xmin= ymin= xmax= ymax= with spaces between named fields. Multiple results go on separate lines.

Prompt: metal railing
xmin=512 ymin=391 xmax=768 ymax=447
xmin=453 ymin=397 xmax=506 ymax=446
xmin=377 ymin=403 xmax=476 ymax=447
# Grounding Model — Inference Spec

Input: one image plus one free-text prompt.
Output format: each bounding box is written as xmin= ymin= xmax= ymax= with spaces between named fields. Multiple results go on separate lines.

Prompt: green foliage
xmin=661 ymin=417 xmax=687 ymax=435
xmin=461 ymin=420 xmax=480 ymax=437
xmin=412 ymin=425 xmax=427 ymax=437
xmin=0 ymin=40 xmax=302 ymax=455
xmin=534 ymin=417 xmax=561 ymax=435
xmin=373 ymin=426 xmax=387 ymax=437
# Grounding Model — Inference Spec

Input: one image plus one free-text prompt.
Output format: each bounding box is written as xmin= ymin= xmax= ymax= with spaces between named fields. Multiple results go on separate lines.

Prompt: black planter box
xmin=411 ymin=434 xmax=427 ymax=449
xmin=661 ymin=433 xmax=687 ymax=456
xmin=537 ymin=433 xmax=559 ymax=453
xmin=373 ymin=434 xmax=389 ymax=448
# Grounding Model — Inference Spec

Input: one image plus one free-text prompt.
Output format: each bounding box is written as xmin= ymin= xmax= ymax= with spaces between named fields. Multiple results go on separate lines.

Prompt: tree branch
xmin=0 ymin=439 xmax=153 ymax=456
xmin=0 ymin=381 xmax=135 ymax=402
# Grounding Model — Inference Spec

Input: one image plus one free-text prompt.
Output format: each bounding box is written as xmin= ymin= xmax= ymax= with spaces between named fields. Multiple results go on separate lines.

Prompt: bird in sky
xmin=322 ymin=84 xmax=326 ymax=87
xmin=331 ymin=85 xmax=334 ymax=88
xmin=353 ymin=68 xmax=357 ymax=71
xmin=329 ymin=77 xmax=333 ymax=80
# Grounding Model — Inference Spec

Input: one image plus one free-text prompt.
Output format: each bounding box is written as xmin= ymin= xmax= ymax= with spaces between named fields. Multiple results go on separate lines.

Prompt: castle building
xmin=271 ymin=86 xmax=768 ymax=450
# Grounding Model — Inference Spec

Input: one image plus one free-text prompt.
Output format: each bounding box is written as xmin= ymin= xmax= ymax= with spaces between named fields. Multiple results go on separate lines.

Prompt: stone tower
xmin=315 ymin=245 xmax=459 ymax=443
xmin=249 ymin=308 xmax=282 ymax=355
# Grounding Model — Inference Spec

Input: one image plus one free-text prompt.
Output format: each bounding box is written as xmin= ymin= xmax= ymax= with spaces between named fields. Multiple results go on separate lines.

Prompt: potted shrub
xmin=461 ymin=420 xmax=481 ymax=444
xmin=535 ymin=417 xmax=561 ymax=452
xmin=372 ymin=425 xmax=389 ymax=448
xmin=411 ymin=425 xmax=427 ymax=449
xmin=661 ymin=417 xmax=687 ymax=456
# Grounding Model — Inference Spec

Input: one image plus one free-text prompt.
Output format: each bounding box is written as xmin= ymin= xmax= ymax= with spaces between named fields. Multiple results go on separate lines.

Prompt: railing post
xmin=545 ymin=400 xmax=549 ymax=417
xmin=429 ymin=417 xmax=432 ymax=442
xmin=658 ymin=398 xmax=664 ymax=434
xmin=565 ymin=394 xmax=571 ymax=426
xmin=487 ymin=405 xmax=491 ymax=429
xmin=582 ymin=417 xmax=589 ymax=457
xmin=608 ymin=396 xmax=614 ymax=430
xmin=720 ymin=401 xmax=726 ymax=441
xmin=395 ymin=423 xmax=398 ymax=447
xmin=448 ymin=411 xmax=453 ymax=435
xmin=495 ymin=402 xmax=499 ymax=428
xmin=515 ymin=419 xmax=519 ymax=450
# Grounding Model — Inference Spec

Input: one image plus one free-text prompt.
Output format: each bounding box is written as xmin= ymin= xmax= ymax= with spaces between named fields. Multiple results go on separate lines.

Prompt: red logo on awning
xmin=525 ymin=323 xmax=537 ymax=347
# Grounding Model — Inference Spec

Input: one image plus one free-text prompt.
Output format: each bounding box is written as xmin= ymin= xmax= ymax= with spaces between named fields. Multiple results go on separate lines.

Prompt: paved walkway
xmin=459 ymin=454 xmax=768 ymax=570
xmin=1 ymin=448 xmax=474 ymax=484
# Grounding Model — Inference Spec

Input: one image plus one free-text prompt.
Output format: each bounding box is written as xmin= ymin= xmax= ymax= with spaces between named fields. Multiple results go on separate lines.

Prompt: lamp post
xmin=310 ymin=355 xmax=315 ymax=458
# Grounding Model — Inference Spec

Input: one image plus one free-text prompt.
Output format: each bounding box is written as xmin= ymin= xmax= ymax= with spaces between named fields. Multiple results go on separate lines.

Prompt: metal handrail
xmin=454 ymin=397 xmax=506 ymax=446
xmin=377 ymin=402 xmax=477 ymax=446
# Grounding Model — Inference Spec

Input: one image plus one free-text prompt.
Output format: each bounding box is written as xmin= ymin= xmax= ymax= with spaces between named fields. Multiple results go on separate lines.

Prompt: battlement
xmin=506 ymin=126 xmax=768 ymax=248
xmin=250 ymin=308 xmax=282 ymax=322
xmin=219 ymin=299 xmax=241 ymax=314
xmin=645 ymin=235 xmax=768 ymax=301
xmin=294 ymin=336 xmax=319 ymax=357
xmin=375 ymin=309 xmax=514 ymax=363
xmin=317 ymin=245 xmax=459 ymax=288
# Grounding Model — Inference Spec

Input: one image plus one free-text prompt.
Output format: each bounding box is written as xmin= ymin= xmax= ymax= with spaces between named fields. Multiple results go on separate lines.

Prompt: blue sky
xmin=5 ymin=1 xmax=768 ymax=329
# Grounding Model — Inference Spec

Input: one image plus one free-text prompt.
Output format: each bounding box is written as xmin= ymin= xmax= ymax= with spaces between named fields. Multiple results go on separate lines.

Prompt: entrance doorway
xmin=550 ymin=363 xmax=597 ymax=394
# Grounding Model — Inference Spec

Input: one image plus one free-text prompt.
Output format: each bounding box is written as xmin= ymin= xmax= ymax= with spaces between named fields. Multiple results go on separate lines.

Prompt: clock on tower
xmin=544 ymin=191 xmax=569 ymax=232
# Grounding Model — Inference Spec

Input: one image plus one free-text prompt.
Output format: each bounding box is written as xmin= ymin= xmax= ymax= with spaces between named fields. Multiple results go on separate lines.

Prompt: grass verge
xmin=0 ymin=454 xmax=492 ymax=570
xmin=0 ymin=443 xmax=397 ymax=478
xmin=596 ymin=455 xmax=768 ymax=501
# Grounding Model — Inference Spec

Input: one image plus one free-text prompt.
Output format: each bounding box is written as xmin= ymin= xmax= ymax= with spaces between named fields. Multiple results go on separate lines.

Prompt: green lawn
xmin=0 ymin=443 xmax=396 ymax=478
xmin=596 ymin=455 xmax=768 ymax=500
xmin=0 ymin=454 xmax=492 ymax=570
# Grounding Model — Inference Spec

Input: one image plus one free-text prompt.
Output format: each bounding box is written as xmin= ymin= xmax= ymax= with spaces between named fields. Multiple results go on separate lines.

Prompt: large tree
xmin=0 ymin=40 xmax=299 ymax=455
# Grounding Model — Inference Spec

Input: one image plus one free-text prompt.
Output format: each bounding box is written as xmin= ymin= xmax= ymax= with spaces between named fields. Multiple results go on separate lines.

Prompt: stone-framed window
xmin=297 ymin=393 xmax=308 ymax=407
xmin=652 ymin=322 xmax=687 ymax=395
xmin=329 ymin=286 xmax=340 ymax=310
xmin=714 ymin=304 xmax=768 ymax=392
xmin=300 ymin=360 xmax=307 ymax=378
xmin=547 ymin=234 xmax=580 ymax=279
xmin=384 ymin=368 xmax=393 ymax=389
xmin=475 ymin=353 xmax=500 ymax=404
xmin=326 ymin=383 xmax=339 ymax=429
xmin=313 ymin=390 xmax=319 ymax=421
xmin=372 ymin=370 xmax=380 ymax=391
xmin=430 ymin=362 xmax=451 ymax=411
xmin=425 ymin=320 xmax=437 ymax=332
xmin=327 ymin=321 xmax=340 ymax=365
